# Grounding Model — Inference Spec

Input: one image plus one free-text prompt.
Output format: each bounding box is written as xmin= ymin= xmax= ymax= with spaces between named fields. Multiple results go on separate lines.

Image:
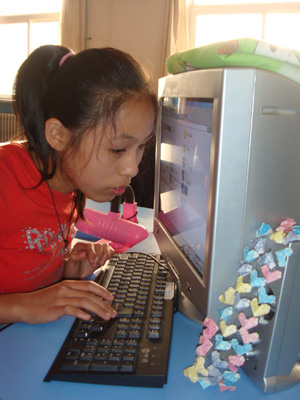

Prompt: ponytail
xmin=13 ymin=45 xmax=71 ymax=180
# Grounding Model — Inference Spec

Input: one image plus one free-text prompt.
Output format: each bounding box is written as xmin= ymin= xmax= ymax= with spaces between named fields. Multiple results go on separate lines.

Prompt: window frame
xmin=0 ymin=13 xmax=60 ymax=56
xmin=190 ymin=1 xmax=300 ymax=48
xmin=0 ymin=12 xmax=60 ymax=98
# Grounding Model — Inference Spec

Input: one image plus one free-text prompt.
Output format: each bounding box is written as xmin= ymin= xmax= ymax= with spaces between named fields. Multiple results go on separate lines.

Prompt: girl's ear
xmin=45 ymin=118 xmax=71 ymax=151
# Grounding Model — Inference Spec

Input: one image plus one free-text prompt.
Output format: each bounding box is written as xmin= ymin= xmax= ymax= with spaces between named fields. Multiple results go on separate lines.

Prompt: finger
xmin=61 ymin=295 xmax=117 ymax=320
xmin=71 ymin=242 xmax=99 ymax=268
xmin=54 ymin=303 xmax=114 ymax=322
xmin=58 ymin=304 xmax=93 ymax=321
xmin=61 ymin=280 xmax=114 ymax=302
xmin=70 ymin=242 xmax=91 ymax=261
xmin=69 ymin=250 xmax=87 ymax=262
xmin=95 ymin=243 xmax=115 ymax=266
xmin=53 ymin=281 xmax=117 ymax=319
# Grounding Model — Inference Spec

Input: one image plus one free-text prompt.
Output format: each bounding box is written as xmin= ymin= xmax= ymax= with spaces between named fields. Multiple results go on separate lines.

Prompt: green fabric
xmin=166 ymin=38 xmax=300 ymax=84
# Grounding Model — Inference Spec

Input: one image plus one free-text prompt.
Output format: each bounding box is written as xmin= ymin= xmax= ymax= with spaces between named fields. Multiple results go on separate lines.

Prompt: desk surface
xmin=1 ymin=203 xmax=299 ymax=400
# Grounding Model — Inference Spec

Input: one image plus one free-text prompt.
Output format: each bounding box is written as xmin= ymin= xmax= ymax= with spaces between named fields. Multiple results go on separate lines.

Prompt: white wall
xmin=86 ymin=0 xmax=168 ymax=92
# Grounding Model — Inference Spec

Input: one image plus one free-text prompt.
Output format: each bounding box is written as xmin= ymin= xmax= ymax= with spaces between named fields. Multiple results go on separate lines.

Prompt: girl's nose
xmin=119 ymin=154 xmax=140 ymax=178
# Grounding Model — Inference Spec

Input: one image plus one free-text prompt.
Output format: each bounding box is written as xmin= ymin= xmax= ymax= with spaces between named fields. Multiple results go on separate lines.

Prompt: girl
xmin=0 ymin=45 xmax=157 ymax=325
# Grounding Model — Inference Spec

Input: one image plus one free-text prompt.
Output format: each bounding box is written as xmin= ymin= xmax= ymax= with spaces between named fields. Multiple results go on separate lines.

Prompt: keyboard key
xmin=120 ymin=361 xmax=135 ymax=372
xmin=122 ymin=352 xmax=136 ymax=362
xmin=90 ymin=360 xmax=119 ymax=372
xmin=148 ymin=330 xmax=161 ymax=339
xmin=61 ymin=360 xmax=90 ymax=372
xmin=116 ymin=307 xmax=134 ymax=318
xmin=94 ymin=352 xmax=108 ymax=361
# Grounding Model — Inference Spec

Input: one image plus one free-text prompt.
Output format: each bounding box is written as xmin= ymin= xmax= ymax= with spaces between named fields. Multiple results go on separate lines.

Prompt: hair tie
xmin=59 ymin=51 xmax=74 ymax=67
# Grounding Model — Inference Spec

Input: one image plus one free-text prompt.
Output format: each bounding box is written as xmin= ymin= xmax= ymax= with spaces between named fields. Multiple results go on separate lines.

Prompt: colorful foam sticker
xmin=196 ymin=339 xmax=213 ymax=356
xmin=220 ymin=320 xmax=237 ymax=337
xmin=218 ymin=306 xmax=233 ymax=321
xmin=237 ymin=262 xmax=252 ymax=276
xmin=258 ymin=287 xmax=276 ymax=305
xmin=235 ymin=276 xmax=252 ymax=293
xmin=250 ymin=237 xmax=266 ymax=255
xmin=261 ymin=265 xmax=282 ymax=283
xmin=231 ymin=338 xmax=253 ymax=356
xmin=256 ymin=222 xmax=273 ymax=237
xmin=223 ymin=370 xmax=241 ymax=385
xmin=292 ymin=225 xmax=300 ymax=234
xmin=285 ymin=230 xmax=300 ymax=243
xmin=219 ymin=379 xmax=236 ymax=391
xmin=250 ymin=269 xmax=266 ymax=287
xmin=250 ymin=297 xmax=271 ymax=317
xmin=219 ymin=287 xmax=236 ymax=305
xmin=258 ymin=251 xmax=277 ymax=269
xmin=275 ymin=247 xmax=293 ymax=267
xmin=211 ymin=351 xmax=229 ymax=369
xmin=270 ymin=230 xmax=286 ymax=244
xmin=194 ymin=356 xmax=208 ymax=376
xmin=244 ymin=247 xmax=259 ymax=263
xmin=238 ymin=312 xmax=258 ymax=330
xmin=183 ymin=365 xmax=199 ymax=383
xmin=228 ymin=355 xmax=245 ymax=372
xmin=276 ymin=218 xmax=296 ymax=233
xmin=202 ymin=317 xmax=219 ymax=339
xmin=208 ymin=364 xmax=223 ymax=384
xmin=239 ymin=327 xmax=259 ymax=344
xmin=215 ymin=334 xmax=232 ymax=351
xmin=233 ymin=293 xmax=250 ymax=310
xmin=184 ymin=218 xmax=296 ymax=391
xmin=198 ymin=377 xmax=213 ymax=389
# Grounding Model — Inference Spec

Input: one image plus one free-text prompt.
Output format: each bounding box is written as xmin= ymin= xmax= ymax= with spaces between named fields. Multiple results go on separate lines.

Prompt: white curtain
xmin=161 ymin=0 xmax=193 ymax=76
xmin=60 ymin=0 xmax=86 ymax=52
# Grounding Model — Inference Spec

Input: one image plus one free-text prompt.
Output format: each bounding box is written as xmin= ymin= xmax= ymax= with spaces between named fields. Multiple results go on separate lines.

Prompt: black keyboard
xmin=44 ymin=252 xmax=176 ymax=388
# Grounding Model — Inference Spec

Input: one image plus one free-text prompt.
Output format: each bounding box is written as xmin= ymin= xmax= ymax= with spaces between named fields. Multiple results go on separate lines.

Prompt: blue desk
xmin=1 ymin=203 xmax=299 ymax=399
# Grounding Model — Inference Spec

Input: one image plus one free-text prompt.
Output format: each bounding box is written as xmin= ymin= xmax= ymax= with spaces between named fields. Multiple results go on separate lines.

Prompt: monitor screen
xmin=158 ymin=97 xmax=213 ymax=278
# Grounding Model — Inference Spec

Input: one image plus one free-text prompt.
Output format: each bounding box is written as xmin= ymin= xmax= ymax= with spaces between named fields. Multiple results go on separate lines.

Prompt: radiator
xmin=0 ymin=113 xmax=18 ymax=142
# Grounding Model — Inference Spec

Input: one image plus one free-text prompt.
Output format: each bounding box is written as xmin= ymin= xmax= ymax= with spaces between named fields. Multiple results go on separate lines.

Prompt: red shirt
xmin=0 ymin=142 xmax=76 ymax=293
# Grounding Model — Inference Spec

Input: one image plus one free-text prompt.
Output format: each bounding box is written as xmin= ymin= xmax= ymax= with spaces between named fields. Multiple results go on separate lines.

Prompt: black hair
xmin=13 ymin=45 xmax=157 ymax=218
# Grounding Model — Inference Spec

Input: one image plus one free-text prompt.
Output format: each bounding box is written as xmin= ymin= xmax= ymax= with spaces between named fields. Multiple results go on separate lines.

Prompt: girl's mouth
xmin=109 ymin=186 xmax=127 ymax=196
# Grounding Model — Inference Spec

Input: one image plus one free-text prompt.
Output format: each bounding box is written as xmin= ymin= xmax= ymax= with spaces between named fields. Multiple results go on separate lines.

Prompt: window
xmin=0 ymin=0 xmax=62 ymax=98
xmin=190 ymin=1 xmax=300 ymax=51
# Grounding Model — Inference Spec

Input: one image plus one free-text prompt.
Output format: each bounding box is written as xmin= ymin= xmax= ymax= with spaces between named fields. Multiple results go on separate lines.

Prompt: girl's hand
xmin=63 ymin=241 xmax=114 ymax=279
xmin=0 ymin=280 xmax=117 ymax=324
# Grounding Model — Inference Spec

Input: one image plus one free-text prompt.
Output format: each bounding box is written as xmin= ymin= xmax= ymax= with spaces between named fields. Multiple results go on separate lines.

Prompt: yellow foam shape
xmin=270 ymin=230 xmax=286 ymax=244
xmin=235 ymin=276 xmax=251 ymax=293
xmin=220 ymin=320 xmax=237 ymax=337
xmin=219 ymin=287 xmax=236 ymax=305
xmin=251 ymin=298 xmax=270 ymax=317
xmin=194 ymin=356 xmax=208 ymax=376
xmin=183 ymin=365 xmax=199 ymax=383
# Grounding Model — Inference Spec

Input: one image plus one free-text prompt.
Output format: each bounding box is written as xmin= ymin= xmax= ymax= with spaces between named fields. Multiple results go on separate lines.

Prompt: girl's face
xmin=57 ymin=98 xmax=156 ymax=202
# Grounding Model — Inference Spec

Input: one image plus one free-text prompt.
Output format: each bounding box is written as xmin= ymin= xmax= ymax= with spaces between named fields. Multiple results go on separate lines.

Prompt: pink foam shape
xmin=261 ymin=265 xmax=282 ymax=284
xmin=276 ymin=218 xmax=296 ymax=233
xmin=238 ymin=312 xmax=258 ymax=330
xmin=239 ymin=327 xmax=259 ymax=344
xmin=228 ymin=355 xmax=245 ymax=372
xmin=219 ymin=380 xmax=236 ymax=391
xmin=202 ymin=317 xmax=219 ymax=340
xmin=196 ymin=339 xmax=213 ymax=356
xmin=229 ymin=363 xmax=238 ymax=372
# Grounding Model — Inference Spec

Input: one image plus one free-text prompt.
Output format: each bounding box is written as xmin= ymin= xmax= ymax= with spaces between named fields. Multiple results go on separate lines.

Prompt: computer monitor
xmin=153 ymin=67 xmax=300 ymax=393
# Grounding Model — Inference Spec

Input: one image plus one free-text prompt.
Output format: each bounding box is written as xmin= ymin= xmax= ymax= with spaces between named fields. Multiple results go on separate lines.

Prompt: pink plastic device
xmin=76 ymin=208 xmax=149 ymax=252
